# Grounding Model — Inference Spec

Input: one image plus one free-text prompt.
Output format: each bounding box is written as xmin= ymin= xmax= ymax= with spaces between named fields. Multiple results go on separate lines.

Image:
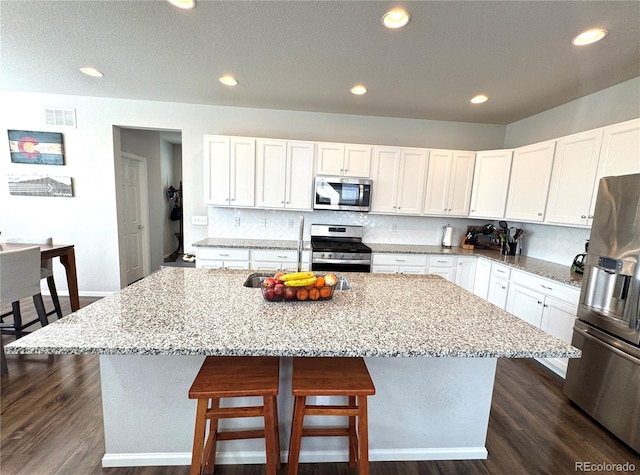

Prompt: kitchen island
xmin=6 ymin=268 xmax=580 ymax=468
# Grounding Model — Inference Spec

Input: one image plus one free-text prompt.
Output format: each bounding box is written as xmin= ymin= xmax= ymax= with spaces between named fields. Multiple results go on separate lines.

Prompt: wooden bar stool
xmin=288 ymin=357 xmax=375 ymax=475
xmin=188 ymin=356 xmax=281 ymax=475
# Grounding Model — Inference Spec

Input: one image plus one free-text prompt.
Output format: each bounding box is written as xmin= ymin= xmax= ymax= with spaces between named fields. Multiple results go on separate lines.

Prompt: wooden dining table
xmin=0 ymin=242 xmax=79 ymax=312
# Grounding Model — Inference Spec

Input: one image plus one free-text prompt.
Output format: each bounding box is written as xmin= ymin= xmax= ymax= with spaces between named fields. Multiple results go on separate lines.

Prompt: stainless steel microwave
xmin=314 ymin=176 xmax=372 ymax=212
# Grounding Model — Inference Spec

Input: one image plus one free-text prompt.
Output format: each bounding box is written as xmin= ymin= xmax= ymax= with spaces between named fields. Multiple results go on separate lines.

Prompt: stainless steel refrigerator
xmin=564 ymin=173 xmax=640 ymax=453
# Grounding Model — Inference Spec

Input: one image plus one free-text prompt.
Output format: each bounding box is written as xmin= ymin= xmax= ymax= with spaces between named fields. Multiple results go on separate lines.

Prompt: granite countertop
xmin=6 ymin=268 xmax=580 ymax=359
xmin=192 ymin=238 xmax=583 ymax=288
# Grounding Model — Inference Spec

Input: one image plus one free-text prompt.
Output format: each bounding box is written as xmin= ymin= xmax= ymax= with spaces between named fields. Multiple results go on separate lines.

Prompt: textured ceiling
xmin=1 ymin=0 xmax=639 ymax=125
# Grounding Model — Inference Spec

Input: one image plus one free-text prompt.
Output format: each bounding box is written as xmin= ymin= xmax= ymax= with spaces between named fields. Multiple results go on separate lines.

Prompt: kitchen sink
xmin=243 ymin=272 xmax=350 ymax=290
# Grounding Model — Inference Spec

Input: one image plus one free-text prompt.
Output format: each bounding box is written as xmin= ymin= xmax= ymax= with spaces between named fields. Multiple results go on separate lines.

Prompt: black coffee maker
xmin=571 ymin=240 xmax=589 ymax=274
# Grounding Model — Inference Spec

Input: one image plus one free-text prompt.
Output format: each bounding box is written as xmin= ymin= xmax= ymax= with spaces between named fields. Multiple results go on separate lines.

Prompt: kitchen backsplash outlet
xmin=206 ymin=208 xmax=590 ymax=267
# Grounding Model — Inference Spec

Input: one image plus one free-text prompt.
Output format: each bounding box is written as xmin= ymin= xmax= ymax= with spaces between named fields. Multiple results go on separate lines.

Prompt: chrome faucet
xmin=297 ymin=215 xmax=304 ymax=272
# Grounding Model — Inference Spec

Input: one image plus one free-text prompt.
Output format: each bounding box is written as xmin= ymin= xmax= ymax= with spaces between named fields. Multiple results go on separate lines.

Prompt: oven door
xmin=311 ymin=259 xmax=371 ymax=273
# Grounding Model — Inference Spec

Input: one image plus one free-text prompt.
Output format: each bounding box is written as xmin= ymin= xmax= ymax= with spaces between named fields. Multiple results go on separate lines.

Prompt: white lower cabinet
xmin=195 ymin=248 xmax=250 ymax=269
xmin=487 ymin=263 xmax=511 ymax=309
xmin=506 ymin=269 xmax=579 ymax=377
xmin=455 ymin=257 xmax=476 ymax=292
xmin=427 ymin=256 xmax=457 ymax=282
xmin=472 ymin=258 xmax=491 ymax=299
xmin=372 ymin=253 xmax=427 ymax=274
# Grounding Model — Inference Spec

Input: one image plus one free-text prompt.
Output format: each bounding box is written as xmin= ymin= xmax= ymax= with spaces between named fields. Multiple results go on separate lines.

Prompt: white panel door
xmin=229 ymin=138 xmax=255 ymax=207
xmin=545 ymin=129 xmax=603 ymax=226
xmin=447 ymin=151 xmax=476 ymax=216
xmin=121 ymin=154 xmax=149 ymax=285
xmin=286 ymin=141 xmax=315 ymax=209
xmin=505 ymin=141 xmax=556 ymax=222
xmin=423 ymin=149 xmax=451 ymax=215
xmin=396 ymin=148 xmax=428 ymax=214
xmin=506 ymin=284 xmax=544 ymax=328
xmin=256 ymin=139 xmax=287 ymax=208
xmin=344 ymin=144 xmax=372 ymax=177
xmin=316 ymin=142 xmax=344 ymax=175
xmin=469 ymin=150 xmax=513 ymax=219
xmin=203 ymin=135 xmax=230 ymax=205
xmin=370 ymin=146 xmax=400 ymax=214
xmin=541 ymin=296 xmax=577 ymax=344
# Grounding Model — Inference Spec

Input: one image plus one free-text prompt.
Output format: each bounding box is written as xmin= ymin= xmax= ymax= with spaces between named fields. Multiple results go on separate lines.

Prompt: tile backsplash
xmin=206 ymin=208 xmax=590 ymax=267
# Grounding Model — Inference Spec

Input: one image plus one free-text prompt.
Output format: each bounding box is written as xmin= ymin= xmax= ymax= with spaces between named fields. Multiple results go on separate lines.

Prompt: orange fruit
xmin=308 ymin=288 xmax=320 ymax=300
xmin=296 ymin=288 xmax=309 ymax=301
xmin=319 ymin=286 xmax=332 ymax=298
xmin=314 ymin=276 xmax=325 ymax=287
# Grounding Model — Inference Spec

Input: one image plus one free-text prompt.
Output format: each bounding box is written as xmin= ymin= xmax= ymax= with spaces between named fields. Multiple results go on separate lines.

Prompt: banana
xmin=284 ymin=276 xmax=317 ymax=287
xmin=280 ymin=271 xmax=315 ymax=282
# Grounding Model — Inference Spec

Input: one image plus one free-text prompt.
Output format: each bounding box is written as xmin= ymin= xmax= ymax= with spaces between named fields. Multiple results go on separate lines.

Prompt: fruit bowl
xmin=260 ymin=272 xmax=338 ymax=302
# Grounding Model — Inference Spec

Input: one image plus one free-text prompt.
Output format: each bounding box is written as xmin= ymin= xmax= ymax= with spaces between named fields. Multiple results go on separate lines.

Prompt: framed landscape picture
xmin=7 ymin=130 xmax=65 ymax=165
xmin=8 ymin=174 xmax=73 ymax=197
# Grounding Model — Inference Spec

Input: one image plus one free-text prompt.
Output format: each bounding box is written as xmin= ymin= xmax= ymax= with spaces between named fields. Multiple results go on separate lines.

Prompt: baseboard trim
xmin=101 ymin=447 xmax=488 ymax=467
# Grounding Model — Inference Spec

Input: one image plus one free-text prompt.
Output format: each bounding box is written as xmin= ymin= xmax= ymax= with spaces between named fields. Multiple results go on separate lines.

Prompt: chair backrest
xmin=1 ymin=236 xmax=53 ymax=272
xmin=0 ymin=246 xmax=42 ymax=305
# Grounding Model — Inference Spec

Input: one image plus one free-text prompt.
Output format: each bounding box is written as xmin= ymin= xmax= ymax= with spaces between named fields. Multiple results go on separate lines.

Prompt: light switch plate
xmin=234 ymin=217 xmax=240 ymax=227
xmin=192 ymin=216 xmax=208 ymax=225
xmin=260 ymin=218 xmax=267 ymax=227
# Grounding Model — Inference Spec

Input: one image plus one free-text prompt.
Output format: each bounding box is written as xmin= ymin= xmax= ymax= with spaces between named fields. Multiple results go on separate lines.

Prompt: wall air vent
xmin=44 ymin=107 xmax=76 ymax=128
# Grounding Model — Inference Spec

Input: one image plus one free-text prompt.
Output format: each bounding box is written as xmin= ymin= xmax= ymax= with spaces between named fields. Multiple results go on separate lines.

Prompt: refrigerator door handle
xmin=573 ymin=323 xmax=640 ymax=364
xmin=622 ymin=259 xmax=640 ymax=331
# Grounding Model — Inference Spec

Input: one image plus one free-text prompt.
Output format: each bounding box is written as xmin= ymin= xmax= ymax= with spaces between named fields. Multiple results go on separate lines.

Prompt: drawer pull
xmin=436 ymin=260 xmax=447 ymax=263
xmin=277 ymin=255 xmax=289 ymax=259
xmin=219 ymin=253 xmax=230 ymax=257
xmin=395 ymin=258 xmax=406 ymax=262
xmin=496 ymin=269 xmax=505 ymax=273
xmin=541 ymin=284 xmax=553 ymax=290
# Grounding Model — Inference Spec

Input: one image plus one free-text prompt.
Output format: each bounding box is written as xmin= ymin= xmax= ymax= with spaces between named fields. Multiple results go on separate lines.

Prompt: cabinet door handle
xmin=501 ymin=286 xmax=506 ymax=290
xmin=580 ymin=215 xmax=587 ymax=219
xmin=471 ymin=209 xmax=476 ymax=212
xmin=537 ymin=300 xmax=543 ymax=305
xmin=543 ymin=304 xmax=549 ymax=308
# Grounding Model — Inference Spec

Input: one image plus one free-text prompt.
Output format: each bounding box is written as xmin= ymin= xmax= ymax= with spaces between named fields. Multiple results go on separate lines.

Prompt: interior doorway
xmin=115 ymin=127 xmax=183 ymax=288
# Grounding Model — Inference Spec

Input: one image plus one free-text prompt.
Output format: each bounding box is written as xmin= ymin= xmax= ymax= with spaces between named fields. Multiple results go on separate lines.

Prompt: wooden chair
xmin=1 ymin=236 xmax=63 ymax=321
xmin=0 ymin=246 xmax=50 ymax=375
xmin=188 ymin=356 xmax=281 ymax=475
xmin=288 ymin=357 xmax=375 ymax=475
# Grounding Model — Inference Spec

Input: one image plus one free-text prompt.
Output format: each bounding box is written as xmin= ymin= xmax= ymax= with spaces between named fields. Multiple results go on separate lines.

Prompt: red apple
xmin=284 ymin=286 xmax=297 ymax=301
xmin=263 ymin=277 xmax=276 ymax=288
xmin=274 ymin=272 xmax=285 ymax=284
xmin=274 ymin=284 xmax=285 ymax=297
xmin=263 ymin=288 xmax=275 ymax=301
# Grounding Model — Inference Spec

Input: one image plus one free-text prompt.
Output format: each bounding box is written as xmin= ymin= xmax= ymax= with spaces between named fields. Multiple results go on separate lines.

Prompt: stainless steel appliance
xmin=310 ymin=224 xmax=372 ymax=273
xmin=564 ymin=173 xmax=640 ymax=453
xmin=313 ymin=176 xmax=372 ymax=212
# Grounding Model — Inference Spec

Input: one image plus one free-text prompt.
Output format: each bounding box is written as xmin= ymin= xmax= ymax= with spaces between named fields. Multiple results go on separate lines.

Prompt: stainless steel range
xmin=310 ymin=224 xmax=372 ymax=273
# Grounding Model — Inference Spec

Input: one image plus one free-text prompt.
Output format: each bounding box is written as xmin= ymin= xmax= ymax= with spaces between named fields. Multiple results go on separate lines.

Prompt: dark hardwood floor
xmin=1 ymin=296 xmax=639 ymax=474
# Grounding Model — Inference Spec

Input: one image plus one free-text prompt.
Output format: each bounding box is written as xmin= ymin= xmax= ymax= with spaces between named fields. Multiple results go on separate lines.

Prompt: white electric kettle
xmin=442 ymin=224 xmax=453 ymax=248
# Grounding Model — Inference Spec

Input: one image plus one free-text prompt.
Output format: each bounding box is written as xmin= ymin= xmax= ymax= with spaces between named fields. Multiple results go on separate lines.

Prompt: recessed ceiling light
xmin=167 ymin=0 xmax=196 ymax=9
xmin=382 ymin=9 xmax=410 ymax=29
xmin=470 ymin=94 xmax=488 ymax=104
xmin=350 ymin=85 xmax=367 ymax=95
xmin=572 ymin=28 xmax=608 ymax=46
xmin=219 ymin=75 xmax=238 ymax=86
xmin=80 ymin=67 xmax=104 ymax=77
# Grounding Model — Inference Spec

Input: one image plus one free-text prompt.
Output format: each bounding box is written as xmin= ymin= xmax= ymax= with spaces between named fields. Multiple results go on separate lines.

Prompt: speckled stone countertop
xmin=192 ymin=238 xmax=582 ymax=288
xmin=6 ymin=268 xmax=580 ymax=359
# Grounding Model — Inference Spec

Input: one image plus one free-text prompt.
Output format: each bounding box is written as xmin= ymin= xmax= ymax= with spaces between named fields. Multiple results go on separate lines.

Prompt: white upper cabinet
xmin=204 ymin=135 xmax=255 ymax=207
xmin=469 ymin=149 xmax=513 ymax=219
xmin=423 ymin=149 xmax=475 ymax=216
xmin=370 ymin=146 xmax=428 ymax=215
xmin=316 ymin=142 xmax=371 ymax=177
xmin=545 ymin=129 xmax=603 ymax=226
xmin=588 ymin=118 xmax=640 ymax=222
xmin=505 ymin=140 xmax=556 ymax=222
xmin=256 ymin=139 xmax=315 ymax=210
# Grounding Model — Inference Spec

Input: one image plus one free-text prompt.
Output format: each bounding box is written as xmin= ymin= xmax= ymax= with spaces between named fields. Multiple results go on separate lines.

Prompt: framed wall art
xmin=8 ymin=174 xmax=73 ymax=197
xmin=7 ymin=130 xmax=65 ymax=165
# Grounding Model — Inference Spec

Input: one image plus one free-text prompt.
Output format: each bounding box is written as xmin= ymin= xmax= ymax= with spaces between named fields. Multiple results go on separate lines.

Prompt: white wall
xmin=0 ymin=91 xmax=506 ymax=294
xmin=504 ymin=77 xmax=640 ymax=147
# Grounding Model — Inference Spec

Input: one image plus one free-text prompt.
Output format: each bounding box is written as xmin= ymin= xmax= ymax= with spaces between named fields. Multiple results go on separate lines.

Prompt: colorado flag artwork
xmin=8 ymin=130 xmax=65 ymax=165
